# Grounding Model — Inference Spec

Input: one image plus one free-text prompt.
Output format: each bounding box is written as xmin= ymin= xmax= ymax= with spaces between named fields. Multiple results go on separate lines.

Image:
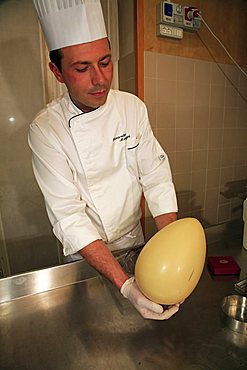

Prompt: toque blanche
xmin=32 ymin=0 xmax=107 ymax=51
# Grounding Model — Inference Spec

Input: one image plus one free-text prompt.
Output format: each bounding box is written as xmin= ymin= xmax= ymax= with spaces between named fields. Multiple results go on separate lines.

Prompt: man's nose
xmin=91 ymin=66 xmax=105 ymax=85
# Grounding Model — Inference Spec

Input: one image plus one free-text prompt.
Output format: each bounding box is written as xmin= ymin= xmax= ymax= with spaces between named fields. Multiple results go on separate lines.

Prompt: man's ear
xmin=49 ymin=62 xmax=64 ymax=83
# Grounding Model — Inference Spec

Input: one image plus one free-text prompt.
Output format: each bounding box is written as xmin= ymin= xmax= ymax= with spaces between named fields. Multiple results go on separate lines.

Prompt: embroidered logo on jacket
xmin=113 ymin=133 xmax=130 ymax=142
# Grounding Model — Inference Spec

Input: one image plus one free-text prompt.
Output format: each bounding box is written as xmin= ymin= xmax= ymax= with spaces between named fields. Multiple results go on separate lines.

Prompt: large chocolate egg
xmin=135 ymin=218 xmax=206 ymax=305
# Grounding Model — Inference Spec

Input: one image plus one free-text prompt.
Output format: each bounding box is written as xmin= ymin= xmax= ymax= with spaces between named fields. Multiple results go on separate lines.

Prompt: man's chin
xmin=72 ymin=96 xmax=108 ymax=112
xmin=88 ymin=95 xmax=108 ymax=110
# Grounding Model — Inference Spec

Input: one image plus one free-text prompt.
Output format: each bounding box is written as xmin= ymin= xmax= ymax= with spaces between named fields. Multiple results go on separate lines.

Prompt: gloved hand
xmin=120 ymin=277 xmax=180 ymax=320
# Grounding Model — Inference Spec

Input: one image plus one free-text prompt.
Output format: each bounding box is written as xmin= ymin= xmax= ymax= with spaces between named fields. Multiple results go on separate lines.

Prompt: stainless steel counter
xmin=1 ymin=235 xmax=247 ymax=370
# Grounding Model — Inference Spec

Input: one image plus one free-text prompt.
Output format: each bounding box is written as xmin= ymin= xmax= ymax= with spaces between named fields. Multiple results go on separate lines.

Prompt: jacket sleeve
xmin=136 ymin=103 xmax=178 ymax=217
xmin=28 ymin=122 xmax=102 ymax=256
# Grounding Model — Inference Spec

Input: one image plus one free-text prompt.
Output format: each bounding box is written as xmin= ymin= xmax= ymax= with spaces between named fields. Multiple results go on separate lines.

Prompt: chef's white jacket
xmin=28 ymin=89 xmax=177 ymax=257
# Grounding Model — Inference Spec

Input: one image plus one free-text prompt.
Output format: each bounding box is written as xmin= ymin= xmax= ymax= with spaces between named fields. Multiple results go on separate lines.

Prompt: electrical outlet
xmin=183 ymin=6 xmax=200 ymax=29
xmin=157 ymin=24 xmax=183 ymax=39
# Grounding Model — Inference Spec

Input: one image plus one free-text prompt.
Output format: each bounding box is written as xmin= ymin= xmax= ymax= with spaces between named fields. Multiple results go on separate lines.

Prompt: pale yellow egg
xmin=135 ymin=218 xmax=206 ymax=305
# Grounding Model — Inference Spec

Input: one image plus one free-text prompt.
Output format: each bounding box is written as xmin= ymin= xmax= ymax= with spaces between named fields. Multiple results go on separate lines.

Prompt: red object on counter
xmin=207 ymin=256 xmax=241 ymax=275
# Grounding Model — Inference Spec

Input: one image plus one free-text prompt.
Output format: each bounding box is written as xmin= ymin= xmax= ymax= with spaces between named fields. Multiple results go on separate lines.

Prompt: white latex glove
xmin=120 ymin=277 xmax=180 ymax=320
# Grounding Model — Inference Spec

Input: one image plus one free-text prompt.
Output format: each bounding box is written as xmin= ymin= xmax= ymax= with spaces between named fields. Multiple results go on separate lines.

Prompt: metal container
xmin=221 ymin=295 xmax=247 ymax=335
xmin=234 ymin=277 xmax=247 ymax=295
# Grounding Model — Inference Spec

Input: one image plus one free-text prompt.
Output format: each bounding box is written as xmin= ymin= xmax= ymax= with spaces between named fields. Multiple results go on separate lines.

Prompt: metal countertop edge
xmin=0 ymin=259 xmax=98 ymax=304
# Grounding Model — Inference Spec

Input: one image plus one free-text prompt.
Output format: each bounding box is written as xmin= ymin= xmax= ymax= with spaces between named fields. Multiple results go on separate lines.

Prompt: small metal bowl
xmin=221 ymin=295 xmax=247 ymax=335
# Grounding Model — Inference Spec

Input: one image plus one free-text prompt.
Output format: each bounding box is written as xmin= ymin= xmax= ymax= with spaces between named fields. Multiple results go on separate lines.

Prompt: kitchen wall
xmin=0 ymin=0 xmax=59 ymax=276
xmin=143 ymin=0 xmax=247 ymax=238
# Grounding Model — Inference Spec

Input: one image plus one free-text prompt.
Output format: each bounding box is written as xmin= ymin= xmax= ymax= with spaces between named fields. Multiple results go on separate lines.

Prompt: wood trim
xmin=135 ymin=0 xmax=146 ymax=233
xmin=136 ymin=0 xmax=144 ymax=101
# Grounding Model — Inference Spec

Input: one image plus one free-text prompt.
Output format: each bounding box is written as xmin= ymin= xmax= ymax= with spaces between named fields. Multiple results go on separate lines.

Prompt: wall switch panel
xmin=156 ymin=1 xmax=201 ymax=32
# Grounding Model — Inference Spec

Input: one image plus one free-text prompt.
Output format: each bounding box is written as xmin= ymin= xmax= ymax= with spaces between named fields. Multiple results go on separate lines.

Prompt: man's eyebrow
xmin=99 ymin=53 xmax=112 ymax=62
xmin=71 ymin=53 xmax=112 ymax=66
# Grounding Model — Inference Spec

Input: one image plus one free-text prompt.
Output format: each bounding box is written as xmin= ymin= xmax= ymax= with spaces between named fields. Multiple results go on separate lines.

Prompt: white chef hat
xmin=32 ymin=0 xmax=107 ymax=51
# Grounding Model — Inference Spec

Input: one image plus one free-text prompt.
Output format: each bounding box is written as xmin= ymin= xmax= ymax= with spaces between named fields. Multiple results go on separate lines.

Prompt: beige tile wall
xmin=144 ymin=51 xmax=247 ymax=237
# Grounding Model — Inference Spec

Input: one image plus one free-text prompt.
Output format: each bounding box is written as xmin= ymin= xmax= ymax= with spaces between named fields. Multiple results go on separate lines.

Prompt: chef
xmin=29 ymin=0 xmax=180 ymax=320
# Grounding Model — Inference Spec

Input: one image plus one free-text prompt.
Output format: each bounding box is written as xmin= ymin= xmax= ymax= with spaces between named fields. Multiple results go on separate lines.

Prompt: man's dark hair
xmin=49 ymin=49 xmax=63 ymax=71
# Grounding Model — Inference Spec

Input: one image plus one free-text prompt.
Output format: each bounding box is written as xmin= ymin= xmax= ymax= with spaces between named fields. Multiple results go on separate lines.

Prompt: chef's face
xmin=49 ymin=38 xmax=113 ymax=112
